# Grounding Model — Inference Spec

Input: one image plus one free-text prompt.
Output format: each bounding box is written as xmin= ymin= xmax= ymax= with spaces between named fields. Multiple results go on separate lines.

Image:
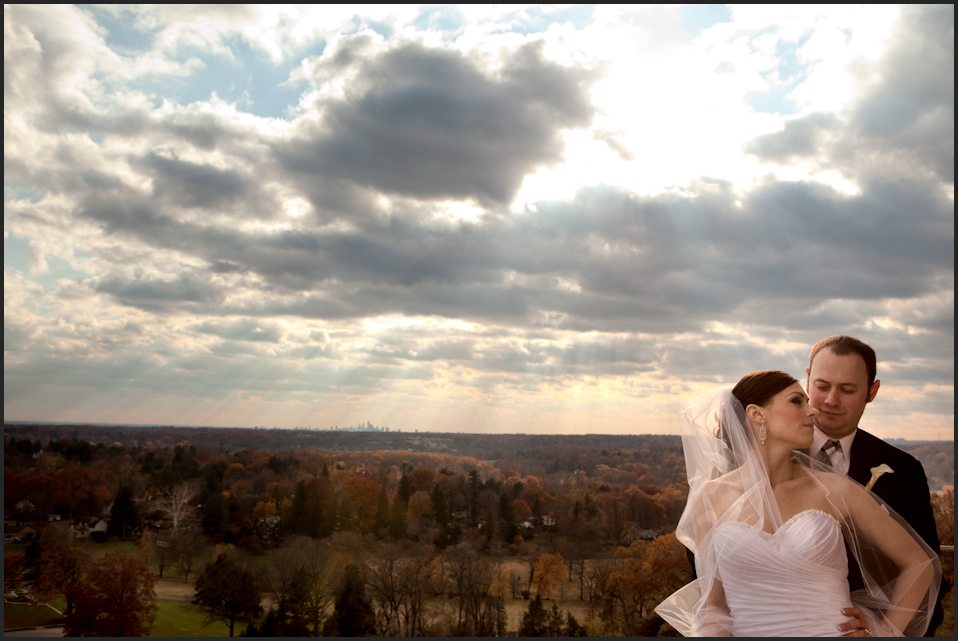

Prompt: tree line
xmin=4 ymin=428 xmax=953 ymax=636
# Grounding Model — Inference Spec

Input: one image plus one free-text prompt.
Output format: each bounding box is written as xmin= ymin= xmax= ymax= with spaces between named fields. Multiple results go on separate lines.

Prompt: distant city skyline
xmin=4 ymin=5 xmax=954 ymax=440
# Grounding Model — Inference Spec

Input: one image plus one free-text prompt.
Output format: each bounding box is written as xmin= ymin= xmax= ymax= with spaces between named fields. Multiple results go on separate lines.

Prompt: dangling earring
xmin=759 ymin=418 xmax=767 ymax=445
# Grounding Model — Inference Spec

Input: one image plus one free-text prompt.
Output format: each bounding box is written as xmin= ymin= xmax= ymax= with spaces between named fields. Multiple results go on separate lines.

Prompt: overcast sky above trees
xmin=4 ymin=4 xmax=953 ymax=439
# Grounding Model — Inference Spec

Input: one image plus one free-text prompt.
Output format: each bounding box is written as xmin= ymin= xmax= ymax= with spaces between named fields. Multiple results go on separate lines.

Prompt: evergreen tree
xmin=388 ymin=498 xmax=408 ymax=539
xmin=201 ymin=490 xmax=229 ymax=539
xmin=374 ymin=489 xmax=391 ymax=536
xmin=467 ymin=469 xmax=481 ymax=527
xmin=564 ymin=610 xmax=586 ymax=636
xmin=241 ymin=609 xmax=278 ymax=637
xmin=397 ymin=473 xmax=413 ymax=505
xmin=548 ymin=603 xmax=564 ymax=636
xmin=107 ymin=485 xmax=141 ymax=539
xmin=325 ymin=563 xmax=376 ymax=637
xmin=498 ymin=491 xmax=518 ymax=543
xmin=519 ymin=594 xmax=549 ymax=636
xmin=495 ymin=596 xmax=508 ymax=637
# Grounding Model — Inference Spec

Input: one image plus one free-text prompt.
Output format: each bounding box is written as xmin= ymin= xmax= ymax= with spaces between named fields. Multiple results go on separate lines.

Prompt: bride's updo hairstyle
xmin=718 ymin=370 xmax=797 ymax=447
xmin=731 ymin=369 xmax=797 ymax=408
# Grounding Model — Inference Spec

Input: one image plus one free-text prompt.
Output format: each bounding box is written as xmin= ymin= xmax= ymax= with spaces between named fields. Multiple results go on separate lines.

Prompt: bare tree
xmin=171 ymin=528 xmax=202 ymax=582
xmin=367 ymin=545 xmax=404 ymax=635
xmin=155 ymin=481 xmax=200 ymax=532
xmin=445 ymin=544 xmax=496 ymax=635
xmin=397 ymin=547 xmax=441 ymax=636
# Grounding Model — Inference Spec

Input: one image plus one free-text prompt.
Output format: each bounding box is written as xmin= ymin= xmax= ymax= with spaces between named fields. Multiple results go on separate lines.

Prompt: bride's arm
xmin=684 ymin=483 xmax=733 ymax=636
xmin=838 ymin=479 xmax=938 ymax=635
xmin=695 ymin=577 xmax=732 ymax=636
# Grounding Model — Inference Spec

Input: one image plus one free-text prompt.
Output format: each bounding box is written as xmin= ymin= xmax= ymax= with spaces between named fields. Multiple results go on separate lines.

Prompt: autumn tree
xmin=65 ymin=552 xmax=157 ymax=636
xmin=409 ymin=467 xmax=437 ymax=493
xmin=603 ymin=534 xmax=690 ymax=635
xmin=488 ymin=565 xmax=511 ymax=601
xmin=193 ymin=554 xmax=263 ymax=637
xmin=32 ymin=524 xmax=89 ymax=619
xmin=932 ymin=486 xmax=954 ymax=546
xmin=50 ymin=465 xmax=111 ymax=521
xmin=531 ymin=551 xmax=567 ymax=599
xmin=406 ymin=490 xmax=434 ymax=536
xmin=340 ymin=474 xmax=385 ymax=534
xmin=640 ymin=534 xmax=692 ymax=608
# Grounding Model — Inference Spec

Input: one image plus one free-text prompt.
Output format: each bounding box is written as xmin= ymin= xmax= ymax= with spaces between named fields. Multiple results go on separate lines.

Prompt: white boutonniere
xmin=865 ymin=464 xmax=894 ymax=491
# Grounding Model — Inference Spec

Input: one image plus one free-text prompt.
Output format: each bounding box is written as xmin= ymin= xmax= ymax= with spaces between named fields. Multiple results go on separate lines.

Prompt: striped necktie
xmin=817 ymin=439 xmax=841 ymax=466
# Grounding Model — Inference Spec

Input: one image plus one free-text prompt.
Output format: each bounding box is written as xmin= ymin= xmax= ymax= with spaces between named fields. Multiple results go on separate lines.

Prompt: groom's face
xmin=806 ymin=347 xmax=878 ymax=438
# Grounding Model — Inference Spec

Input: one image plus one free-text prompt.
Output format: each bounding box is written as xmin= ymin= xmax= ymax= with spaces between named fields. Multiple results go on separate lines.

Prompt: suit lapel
xmin=848 ymin=429 xmax=876 ymax=486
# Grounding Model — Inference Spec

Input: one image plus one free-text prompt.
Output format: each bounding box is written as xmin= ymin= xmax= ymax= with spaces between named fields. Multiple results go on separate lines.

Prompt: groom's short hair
xmin=809 ymin=335 xmax=877 ymax=387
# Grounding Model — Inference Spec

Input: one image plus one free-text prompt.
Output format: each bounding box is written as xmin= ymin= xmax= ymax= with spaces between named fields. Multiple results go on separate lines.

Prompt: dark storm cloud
xmin=95 ymin=272 xmax=225 ymax=311
xmin=278 ymin=40 xmax=595 ymax=208
xmin=84 ymin=173 xmax=951 ymax=346
xmin=78 ymin=190 xmax=185 ymax=241
xmin=142 ymin=153 xmax=255 ymax=210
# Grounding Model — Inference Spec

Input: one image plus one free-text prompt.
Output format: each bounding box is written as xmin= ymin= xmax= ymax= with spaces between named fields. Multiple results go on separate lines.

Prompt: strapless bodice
xmin=711 ymin=508 xmax=853 ymax=636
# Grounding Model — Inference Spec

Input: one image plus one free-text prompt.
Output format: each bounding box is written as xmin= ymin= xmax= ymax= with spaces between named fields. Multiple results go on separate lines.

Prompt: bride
xmin=655 ymin=370 xmax=940 ymax=637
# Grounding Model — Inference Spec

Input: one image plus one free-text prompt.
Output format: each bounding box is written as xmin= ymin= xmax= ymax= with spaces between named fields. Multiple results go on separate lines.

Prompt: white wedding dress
xmin=709 ymin=508 xmax=853 ymax=636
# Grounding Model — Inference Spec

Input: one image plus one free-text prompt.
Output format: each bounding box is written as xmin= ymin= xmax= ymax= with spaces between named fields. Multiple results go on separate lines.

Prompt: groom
xmin=807 ymin=335 xmax=945 ymax=637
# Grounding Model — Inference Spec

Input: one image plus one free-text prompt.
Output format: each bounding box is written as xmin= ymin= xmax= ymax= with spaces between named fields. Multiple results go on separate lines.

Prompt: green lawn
xmin=3 ymin=602 xmax=64 ymax=629
xmin=78 ymin=537 xmax=138 ymax=556
xmin=151 ymin=599 xmax=230 ymax=637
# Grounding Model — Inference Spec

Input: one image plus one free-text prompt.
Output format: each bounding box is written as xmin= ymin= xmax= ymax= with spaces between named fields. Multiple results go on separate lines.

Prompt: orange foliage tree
xmin=531 ymin=551 xmax=568 ymax=599
xmin=605 ymin=533 xmax=690 ymax=635
xmin=65 ymin=552 xmax=157 ymax=637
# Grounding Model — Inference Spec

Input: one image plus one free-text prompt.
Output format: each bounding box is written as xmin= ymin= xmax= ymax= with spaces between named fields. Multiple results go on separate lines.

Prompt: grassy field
xmin=3 ymin=603 xmax=64 ymax=630
xmin=150 ymin=599 xmax=230 ymax=637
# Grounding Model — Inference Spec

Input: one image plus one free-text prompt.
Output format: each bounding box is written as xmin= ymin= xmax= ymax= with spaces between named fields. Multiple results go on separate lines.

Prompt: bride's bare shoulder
xmin=700 ymin=469 xmax=746 ymax=500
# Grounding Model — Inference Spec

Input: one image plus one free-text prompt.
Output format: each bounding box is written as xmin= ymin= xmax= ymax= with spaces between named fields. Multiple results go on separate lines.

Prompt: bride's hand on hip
xmin=838 ymin=607 xmax=871 ymax=637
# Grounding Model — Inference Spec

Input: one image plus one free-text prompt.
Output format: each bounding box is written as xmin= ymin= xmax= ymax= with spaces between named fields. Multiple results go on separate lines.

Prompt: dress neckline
xmin=769 ymin=507 xmax=838 ymax=536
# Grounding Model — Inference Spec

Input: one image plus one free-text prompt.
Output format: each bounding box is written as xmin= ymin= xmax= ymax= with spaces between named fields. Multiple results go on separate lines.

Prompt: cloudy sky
xmin=4 ymin=4 xmax=953 ymax=439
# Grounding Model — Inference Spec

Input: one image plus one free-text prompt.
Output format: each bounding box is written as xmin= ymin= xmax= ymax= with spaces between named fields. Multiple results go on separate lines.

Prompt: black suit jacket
xmin=844 ymin=428 xmax=944 ymax=636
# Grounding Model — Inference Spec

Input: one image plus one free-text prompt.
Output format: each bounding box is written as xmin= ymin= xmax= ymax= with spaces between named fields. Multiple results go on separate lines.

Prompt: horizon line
xmin=3 ymin=419 xmax=953 ymax=442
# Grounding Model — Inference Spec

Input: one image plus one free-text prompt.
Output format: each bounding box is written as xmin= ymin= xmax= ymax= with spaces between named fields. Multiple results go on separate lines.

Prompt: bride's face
xmin=765 ymin=382 xmax=818 ymax=448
